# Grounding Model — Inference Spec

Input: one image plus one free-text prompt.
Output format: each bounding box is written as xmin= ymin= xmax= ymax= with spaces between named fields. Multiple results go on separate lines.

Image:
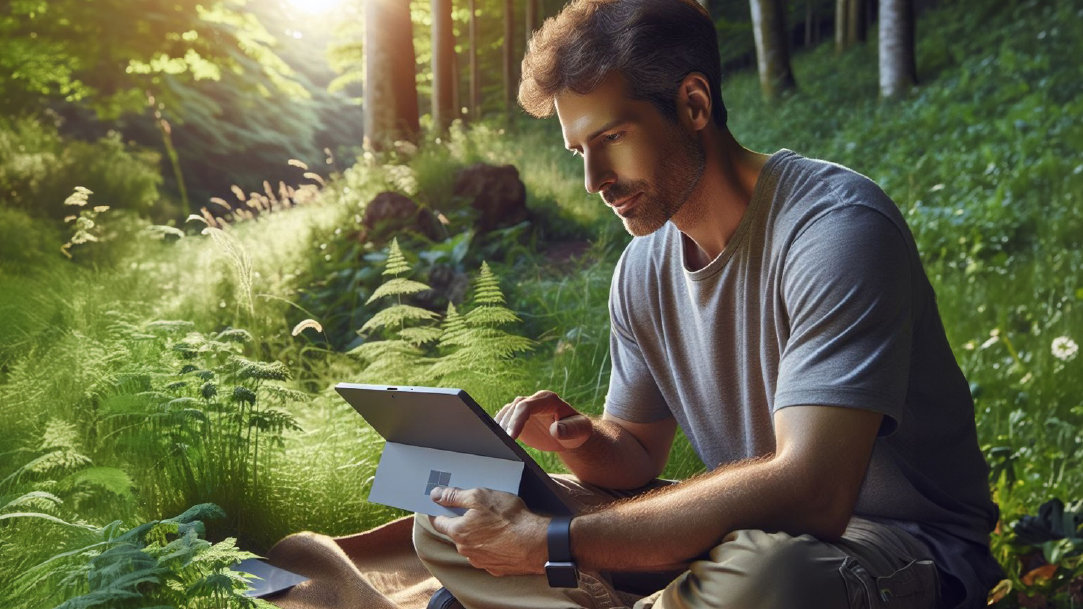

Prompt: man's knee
xmin=660 ymin=529 xmax=848 ymax=609
xmin=413 ymin=514 xmax=455 ymax=567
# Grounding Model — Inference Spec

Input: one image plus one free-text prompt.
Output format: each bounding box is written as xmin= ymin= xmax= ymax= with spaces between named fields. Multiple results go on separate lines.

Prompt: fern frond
xmin=40 ymin=419 xmax=82 ymax=452
xmin=398 ymin=326 xmax=443 ymax=347
xmin=471 ymin=262 xmax=506 ymax=305
xmin=58 ymin=467 xmax=134 ymax=499
xmin=464 ymin=306 xmax=521 ymax=327
xmin=366 ymin=278 xmax=433 ymax=304
xmin=17 ymin=448 xmax=92 ymax=480
xmin=382 ymin=238 xmax=411 ymax=277
xmin=215 ymin=328 xmax=254 ymax=343
xmin=1 ymin=490 xmax=64 ymax=514
xmin=359 ymin=305 xmax=439 ymax=334
xmin=230 ymin=356 xmax=291 ymax=381
xmin=348 ymin=339 xmax=422 ymax=362
xmin=259 ymin=384 xmax=310 ymax=403
xmin=0 ymin=511 xmax=98 ymax=530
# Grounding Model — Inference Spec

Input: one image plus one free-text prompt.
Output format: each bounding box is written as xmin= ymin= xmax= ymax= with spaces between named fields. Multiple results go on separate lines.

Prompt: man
xmin=413 ymin=0 xmax=1003 ymax=607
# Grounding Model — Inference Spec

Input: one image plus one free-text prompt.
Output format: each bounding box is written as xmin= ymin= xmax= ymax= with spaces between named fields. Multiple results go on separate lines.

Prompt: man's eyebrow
xmin=566 ymin=119 xmax=627 ymax=151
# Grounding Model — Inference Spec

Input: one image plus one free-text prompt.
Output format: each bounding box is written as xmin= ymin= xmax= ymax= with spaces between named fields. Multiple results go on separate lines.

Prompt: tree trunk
xmin=503 ymin=0 xmax=515 ymax=116
xmin=364 ymin=0 xmax=419 ymax=148
xmin=525 ymin=0 xmax=540 ymax=42
xmin=468 ymin=0 xmax=480 ymax=121
xmin=848 ymin=0 xmax=867 ymax=44
xmin=835 ymin=0 xmax=849 ymax=52
xmin=431 ymin=0 xmax=455 ymax=135
xmin=879 ymin=0 xmax=917 ymax=97
xmin=749 ymin=0 xmax=796 ymax=100
xmin=805 ymin=0 xmax=814 ymax=47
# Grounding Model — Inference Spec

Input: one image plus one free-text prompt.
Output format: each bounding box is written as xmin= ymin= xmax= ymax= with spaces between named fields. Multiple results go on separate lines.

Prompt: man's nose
xmin=583 ymin=151 xmax=616 ymax=194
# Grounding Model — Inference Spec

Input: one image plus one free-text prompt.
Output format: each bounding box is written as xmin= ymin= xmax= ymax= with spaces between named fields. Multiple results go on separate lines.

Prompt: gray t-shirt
xmin=605 ymin=150 xmax=1000 ymax=606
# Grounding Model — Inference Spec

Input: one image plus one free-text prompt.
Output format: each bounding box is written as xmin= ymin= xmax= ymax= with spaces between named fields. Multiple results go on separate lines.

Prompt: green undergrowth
xmin=0 ymin=0 xmax=1080 ymax=605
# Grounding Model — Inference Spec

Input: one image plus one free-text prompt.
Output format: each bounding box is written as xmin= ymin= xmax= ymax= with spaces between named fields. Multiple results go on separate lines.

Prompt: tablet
xmin=335 ymin=383 xmax=574 ymax=517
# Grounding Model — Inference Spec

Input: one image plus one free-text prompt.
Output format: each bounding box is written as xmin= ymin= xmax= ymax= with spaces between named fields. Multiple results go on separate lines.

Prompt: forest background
xmin=0 ymin=0 xmax=1080 ymax=607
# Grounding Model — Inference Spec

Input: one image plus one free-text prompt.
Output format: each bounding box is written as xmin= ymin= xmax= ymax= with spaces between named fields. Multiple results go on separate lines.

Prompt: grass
xmin=0 ymin=0 xmax=1080 ymax=605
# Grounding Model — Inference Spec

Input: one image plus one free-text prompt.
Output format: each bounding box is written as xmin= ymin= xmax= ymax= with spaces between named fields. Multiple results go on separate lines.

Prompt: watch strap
xmin=547 ymin=515 xmax=574 ymax=562
xmin=544 ymin=515 xmax=578 ymax=588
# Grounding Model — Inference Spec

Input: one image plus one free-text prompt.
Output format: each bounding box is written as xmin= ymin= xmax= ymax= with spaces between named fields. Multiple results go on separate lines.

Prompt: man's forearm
xmin=558 ymin=418 xmax=661 ymax=489
xmin=568 ymin=452 xmax=844 ymax=572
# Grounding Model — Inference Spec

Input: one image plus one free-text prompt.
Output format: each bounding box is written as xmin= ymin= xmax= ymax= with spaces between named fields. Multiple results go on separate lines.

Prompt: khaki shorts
xmin=413 ymin=477 xmax=940 ymax=609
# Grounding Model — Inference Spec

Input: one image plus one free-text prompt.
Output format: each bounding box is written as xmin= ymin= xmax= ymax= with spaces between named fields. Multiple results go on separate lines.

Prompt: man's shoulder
xmin=768 ymin=151 xmax=906 ymax=237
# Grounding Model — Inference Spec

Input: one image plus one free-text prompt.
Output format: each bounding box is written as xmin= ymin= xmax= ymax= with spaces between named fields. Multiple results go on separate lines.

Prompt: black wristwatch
xmin=544 ymin=515 xmax=579 ymax=588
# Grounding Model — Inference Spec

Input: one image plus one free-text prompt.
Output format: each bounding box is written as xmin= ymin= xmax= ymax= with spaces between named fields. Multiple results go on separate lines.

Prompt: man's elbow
xmin=797 ymin=480 xmax=860 ymax=540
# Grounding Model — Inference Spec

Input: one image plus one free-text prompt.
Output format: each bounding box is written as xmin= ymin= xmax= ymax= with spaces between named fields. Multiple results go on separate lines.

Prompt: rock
xmin=360 ymin=191 xmax=442 ymax=244
xmin=453 ymin=163 xmax=529 ymax=232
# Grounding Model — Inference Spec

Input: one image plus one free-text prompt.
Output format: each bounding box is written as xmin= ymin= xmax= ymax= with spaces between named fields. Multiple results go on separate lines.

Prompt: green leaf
xmin=59 ymin=467 xmax=134 ymax=498
xmin=359 ymin=305 xmax=439 ymax=334
xmin=366 ymin=278 xmax=433 ymax=304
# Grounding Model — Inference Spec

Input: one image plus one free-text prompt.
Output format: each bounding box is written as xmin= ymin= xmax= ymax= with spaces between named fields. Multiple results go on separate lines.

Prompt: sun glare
xmin=285 ymin=0 xmax=344 ymax=15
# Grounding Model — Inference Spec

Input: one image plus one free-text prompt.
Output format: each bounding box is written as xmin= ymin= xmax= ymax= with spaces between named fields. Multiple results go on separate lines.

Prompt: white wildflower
xmin=1051 ymin=336 xmax=1078 ymax=362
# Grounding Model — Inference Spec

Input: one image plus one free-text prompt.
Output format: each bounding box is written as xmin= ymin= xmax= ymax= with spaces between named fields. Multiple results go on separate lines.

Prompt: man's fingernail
xmin=431 ymin=486 xmax=445 ymax=501
xmin=556 ymin=422 xmax=566 ymax=436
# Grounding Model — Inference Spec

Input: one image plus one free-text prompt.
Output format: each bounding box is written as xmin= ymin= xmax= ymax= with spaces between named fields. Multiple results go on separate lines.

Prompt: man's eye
xmin=604 ymin=132 xmax=623 ymax=143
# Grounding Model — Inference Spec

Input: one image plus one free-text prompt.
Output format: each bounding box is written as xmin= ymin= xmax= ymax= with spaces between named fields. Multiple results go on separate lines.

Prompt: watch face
xmin=545 ymin=561 xmax=579 ymax=588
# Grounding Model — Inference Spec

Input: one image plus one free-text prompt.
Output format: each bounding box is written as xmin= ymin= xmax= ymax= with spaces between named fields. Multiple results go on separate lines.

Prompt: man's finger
xmin=551 ymin=414 xmax=592 ymax=448
xmin=430 ymin=485 xmax=483 ymax=509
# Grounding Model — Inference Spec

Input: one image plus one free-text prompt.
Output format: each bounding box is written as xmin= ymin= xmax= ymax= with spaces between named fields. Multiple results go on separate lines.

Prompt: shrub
xmin=0 ymin=117 xmax=163 ymax=221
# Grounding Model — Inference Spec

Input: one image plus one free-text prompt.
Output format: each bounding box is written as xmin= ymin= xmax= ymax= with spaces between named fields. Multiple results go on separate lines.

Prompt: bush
xmin=0 ymin=117 xmax=164 ymax=221
xmin=0 ymin=206 xmax=60 ymax=272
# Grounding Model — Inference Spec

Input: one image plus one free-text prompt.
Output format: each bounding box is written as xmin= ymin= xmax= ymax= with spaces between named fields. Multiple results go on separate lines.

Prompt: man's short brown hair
xmin=519 ymin=0 xmax=727 ymax=127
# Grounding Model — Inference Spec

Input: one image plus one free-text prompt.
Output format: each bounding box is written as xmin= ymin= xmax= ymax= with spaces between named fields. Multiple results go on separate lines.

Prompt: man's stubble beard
xmin=621 ymin=130 xmax=706 ymax=237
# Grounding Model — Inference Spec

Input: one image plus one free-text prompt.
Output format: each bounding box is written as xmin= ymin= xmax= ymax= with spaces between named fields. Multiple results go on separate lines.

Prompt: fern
xmin=367 ymin=277 xmax=433 ymax=304
xmin=4 ymin=503 xmax=271 ymax=609
xmin=429 ymin=262 xmax=533 ymax=405
xmin=359 ymin=304 xmax=439 ymax=334
xmin=351 ymin=238 xmax=440 ymax=383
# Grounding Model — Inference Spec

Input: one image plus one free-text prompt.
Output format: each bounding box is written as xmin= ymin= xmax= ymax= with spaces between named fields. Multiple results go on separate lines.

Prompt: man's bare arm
xmin=495 ymin=391 xmax=676 ymax=489
xmin=433 ymin=403 xmax=882 ymax=577
xmin=568 ymin=404 xmax=883 ymax=572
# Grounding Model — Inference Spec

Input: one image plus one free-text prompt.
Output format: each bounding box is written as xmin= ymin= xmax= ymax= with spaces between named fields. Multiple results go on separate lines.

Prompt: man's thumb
xmin=551 ymin=415 xmax=592 ymax=449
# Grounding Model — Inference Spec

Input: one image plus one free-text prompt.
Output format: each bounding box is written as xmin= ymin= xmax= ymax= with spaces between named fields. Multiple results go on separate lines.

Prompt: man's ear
xmin=678 ymin=73 xmax=712 ymax=131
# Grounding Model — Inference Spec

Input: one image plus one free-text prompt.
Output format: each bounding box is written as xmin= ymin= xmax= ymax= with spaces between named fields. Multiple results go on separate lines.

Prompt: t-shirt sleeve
xmin=603 ymin=250 xmax=671 ymax=423
xmin=774 ymin=204 xmax=914 ymax=434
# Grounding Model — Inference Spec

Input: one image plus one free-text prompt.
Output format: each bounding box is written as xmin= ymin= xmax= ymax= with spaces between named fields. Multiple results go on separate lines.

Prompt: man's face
xmin=555 ymin=73 xmax=705 ymax=237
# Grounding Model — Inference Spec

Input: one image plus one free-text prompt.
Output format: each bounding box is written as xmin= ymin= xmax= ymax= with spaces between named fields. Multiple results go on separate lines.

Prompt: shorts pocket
xmin=840 ymin=558 xmax=940 ymax=608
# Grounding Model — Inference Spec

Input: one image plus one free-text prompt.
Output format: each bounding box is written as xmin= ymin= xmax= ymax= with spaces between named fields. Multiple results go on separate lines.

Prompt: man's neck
xmin=671 ymin=129 xmax=769 ymax=270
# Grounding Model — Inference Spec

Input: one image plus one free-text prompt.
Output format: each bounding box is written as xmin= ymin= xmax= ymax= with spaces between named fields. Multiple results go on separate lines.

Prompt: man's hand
xmin=428 ymin=487 xmax=549 ymax=577
xmin=495 ymin=390 xmax=593 ymax=452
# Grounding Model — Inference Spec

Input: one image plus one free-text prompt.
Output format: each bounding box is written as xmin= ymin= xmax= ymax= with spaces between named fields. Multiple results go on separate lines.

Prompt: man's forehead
xmin=554 ymin=73 xmax=637 ymax=146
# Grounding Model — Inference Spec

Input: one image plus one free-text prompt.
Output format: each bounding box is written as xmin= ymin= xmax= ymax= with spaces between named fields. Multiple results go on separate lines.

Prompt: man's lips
xmin=606 ymin=192 xmax=641 ymax=215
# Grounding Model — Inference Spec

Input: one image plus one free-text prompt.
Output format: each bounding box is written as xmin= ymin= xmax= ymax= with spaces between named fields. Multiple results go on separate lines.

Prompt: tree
xmin=503 ymin=0 xmax=516 ymax=116
xmin=848 ymin=0 xmax=868 ymax=45
xmin=879 ymin=0 xmax=917 ymax=98
xmin=0 ymin=0 xmax=307 ymax=210
xmin=835 ymin=0 xmax=849 ymax=52
xmin=749 ymin=0 xmax=797 ymax=100
xmin=525 ymin=0 xmax=540 ymax=43
xmin=835 ymin=0 xmax=868 ymax=52
xmin=468 ymin=0 xmax=481 ymax=120
xmin=364 ymin=0 xmax=420 ymax=148
xmin=432 ymin=0 xmax=456 ymax=135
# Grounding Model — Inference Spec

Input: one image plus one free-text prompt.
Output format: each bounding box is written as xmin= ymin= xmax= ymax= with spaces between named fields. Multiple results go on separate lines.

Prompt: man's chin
xmin=622 ymin=216 xmax=668 ymax=237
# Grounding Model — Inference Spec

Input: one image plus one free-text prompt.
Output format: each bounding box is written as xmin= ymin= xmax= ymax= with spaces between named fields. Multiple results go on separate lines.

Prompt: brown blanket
xmin=265 ymin=516 xmax=439 ymax=609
